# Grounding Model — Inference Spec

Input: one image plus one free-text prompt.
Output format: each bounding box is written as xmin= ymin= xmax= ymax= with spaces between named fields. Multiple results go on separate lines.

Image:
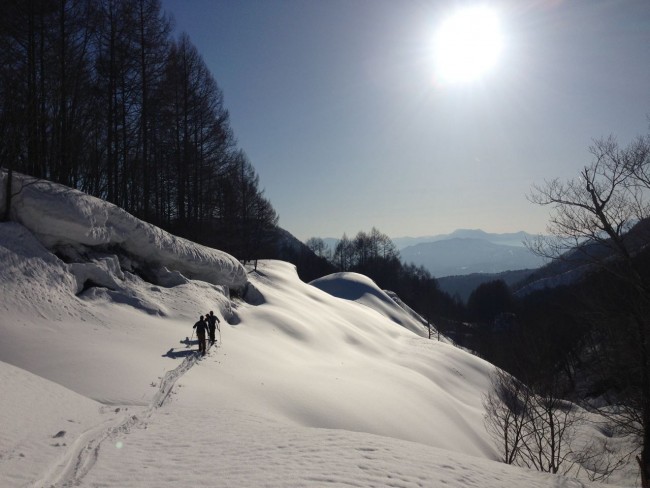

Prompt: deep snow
xmin=0 ymin=172 xmax=635 ymax=487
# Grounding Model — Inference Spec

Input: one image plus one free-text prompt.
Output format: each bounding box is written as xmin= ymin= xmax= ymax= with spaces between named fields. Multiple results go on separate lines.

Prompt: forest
xmin=0 ymin=0 xmax=278 ymax=259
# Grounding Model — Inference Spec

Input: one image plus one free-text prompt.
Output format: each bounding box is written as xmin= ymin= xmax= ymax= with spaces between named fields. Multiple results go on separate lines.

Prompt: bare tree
xmin=305 ymin=237 xmax=330 ymax=259
xmin=484 ymin=368 xmax=586 ymax=476
xmin=573 ymin=436 xmax=633 ymax=483
xmin=334 ymin=233 xmax=353 ymax=271
xmin=483 ymin=368 xmax=533 ymax=465
xmin=528 ymin=133 xmax=650 ymax=487
xmin=519 ymin=383 xmax=582 ymax=474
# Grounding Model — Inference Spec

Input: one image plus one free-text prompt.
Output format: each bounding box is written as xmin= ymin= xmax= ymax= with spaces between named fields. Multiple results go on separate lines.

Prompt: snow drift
xmin=310 ymin=271 xmax=429 ymax=337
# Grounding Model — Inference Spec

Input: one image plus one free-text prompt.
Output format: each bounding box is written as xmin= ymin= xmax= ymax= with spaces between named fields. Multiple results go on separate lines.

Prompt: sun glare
xmin=434 ymin=6 xmax=504 ymax=84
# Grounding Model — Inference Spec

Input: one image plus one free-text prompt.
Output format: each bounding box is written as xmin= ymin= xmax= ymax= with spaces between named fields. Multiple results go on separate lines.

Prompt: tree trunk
xmin=139 ymin=1 xmax=150 ymax=219
xmin=58 ymin=0 xmax=67 ymax=185
xmin=27 ymin=1 xmax=38 ymax=176
xmin=638 ymin=455 xmax=649 ymax=488
xmin=3 ymin=168 xmax=13 ymax=222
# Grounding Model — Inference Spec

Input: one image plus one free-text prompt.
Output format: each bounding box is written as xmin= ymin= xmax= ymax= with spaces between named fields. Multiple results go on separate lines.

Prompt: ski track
xmin=34 ymin=344 xmax=214 ymax=488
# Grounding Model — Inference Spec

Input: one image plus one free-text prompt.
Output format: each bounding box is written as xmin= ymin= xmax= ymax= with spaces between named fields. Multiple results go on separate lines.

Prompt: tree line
xmin=0 ymin=0 xmax=278 ymax=258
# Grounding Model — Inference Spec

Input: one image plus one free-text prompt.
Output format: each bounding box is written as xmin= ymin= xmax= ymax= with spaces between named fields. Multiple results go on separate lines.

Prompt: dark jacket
xmin=193 ymin=319 xmax=208 ymax=336
xmin=206 ymin=314 xmax=219 ymax=330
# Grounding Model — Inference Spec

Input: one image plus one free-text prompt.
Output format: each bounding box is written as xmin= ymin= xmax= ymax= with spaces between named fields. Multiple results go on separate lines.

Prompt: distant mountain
xmin=320 ymin=229 xmax=538 ymax=255
xmin=272 ymin=228 xmax=336 ymax=282
xmin=393 ymin=229 xmax=536 ymax=250
xmin=400 ymin=238 xmax=547 ymax=278
xmin=513 ymin=218 xmax=650 ymax=296
xmin=322 ymin=237 xmax=340 ymax=253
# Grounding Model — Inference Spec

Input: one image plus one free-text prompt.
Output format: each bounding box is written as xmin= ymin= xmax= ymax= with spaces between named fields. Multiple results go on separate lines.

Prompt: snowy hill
xmin=310 ymin=272 xmax=429 ymax=337
xmin=0 ymin=173 xmax=630 ymax=487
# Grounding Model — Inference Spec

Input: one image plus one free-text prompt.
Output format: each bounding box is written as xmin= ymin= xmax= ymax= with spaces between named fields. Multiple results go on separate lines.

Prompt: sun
xmin=433 ymin=6 xmax=504 ymax=84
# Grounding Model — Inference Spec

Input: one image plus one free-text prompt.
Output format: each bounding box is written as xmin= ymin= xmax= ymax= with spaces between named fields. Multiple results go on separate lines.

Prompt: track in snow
xmin=34 ymin=345 xmax=214 ymax=487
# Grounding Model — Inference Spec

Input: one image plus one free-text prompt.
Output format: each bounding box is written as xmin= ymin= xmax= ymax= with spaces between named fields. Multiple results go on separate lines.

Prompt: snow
xmin=0 ymin=360 xmax=112 ymax=487
xmin=310 ymin=272 xmax=429 ymax=337
xmin=0 ymin=171 xmax=247 ymax=289
xmin=0 ymin=173 xmax=634 ymax=487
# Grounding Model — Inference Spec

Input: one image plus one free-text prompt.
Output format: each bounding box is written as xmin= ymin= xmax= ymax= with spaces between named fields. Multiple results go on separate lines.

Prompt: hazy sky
xmin=162 ymin=0 xmax=650 ymax=241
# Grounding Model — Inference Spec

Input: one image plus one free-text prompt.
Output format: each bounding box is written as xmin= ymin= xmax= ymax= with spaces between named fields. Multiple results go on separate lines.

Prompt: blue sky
xmin=162 ymin=0 xmax=650 ymax=241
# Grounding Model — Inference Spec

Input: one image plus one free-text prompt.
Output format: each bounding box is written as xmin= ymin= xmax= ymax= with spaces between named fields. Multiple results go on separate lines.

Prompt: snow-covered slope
xmin=0 ymin=175 xmax=631 ymax=487
xmin=226 ymin=262 xmax=496 ymax=456
xmin=0 ymin=360 xmax=112 ymax=487
xmin=0 ymin=220 xmax=233 ymax=404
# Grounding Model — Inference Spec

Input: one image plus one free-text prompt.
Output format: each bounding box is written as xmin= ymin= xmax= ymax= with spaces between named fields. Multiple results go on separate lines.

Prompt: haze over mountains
xmin=324 ymin=229 xmax=547 ymax=279
xmin=392 ymin=229 xmax=535 ymax=250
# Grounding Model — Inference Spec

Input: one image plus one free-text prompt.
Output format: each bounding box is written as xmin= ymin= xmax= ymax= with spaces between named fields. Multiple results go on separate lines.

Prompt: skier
xmin=206 ymin=310 xmax=221 ymax=345
xmin=193 ymin=315 xmax=208 ymax=356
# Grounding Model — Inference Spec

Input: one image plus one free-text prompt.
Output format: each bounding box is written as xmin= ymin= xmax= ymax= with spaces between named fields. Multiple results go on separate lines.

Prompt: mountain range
xmin=400 ymin=237 xmax=547 ymax=278
xmin=323 ymin=229 xmax=546 ymax=278
xmin=392 ymin=229 xmax=535 ymax=250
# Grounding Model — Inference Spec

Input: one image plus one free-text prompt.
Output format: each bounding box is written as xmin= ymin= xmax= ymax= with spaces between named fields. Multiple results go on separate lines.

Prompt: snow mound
xmin=220 ymin=261 xmax=497 ymax=458
xmin=310 ymin=271 xmax=428 ymax=336
xmin=69 ymin=255 xmax=125 ymax=294
xmin=0 ymin=171 xmax=246 ymax=289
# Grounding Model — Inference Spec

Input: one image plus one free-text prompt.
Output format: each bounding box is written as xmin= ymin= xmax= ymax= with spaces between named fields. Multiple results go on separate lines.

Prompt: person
xmin=193 ymin=315 xmax=208 ymax=356
xmin=206 ymin=310 xmax=221 ymax=345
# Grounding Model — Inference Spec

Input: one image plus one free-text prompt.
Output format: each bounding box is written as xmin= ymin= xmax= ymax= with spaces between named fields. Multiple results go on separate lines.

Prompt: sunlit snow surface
xmin=310 ymin=272 xmax=429 ymax=337
xmin=0 ymin=173 xmax=634 ymax=487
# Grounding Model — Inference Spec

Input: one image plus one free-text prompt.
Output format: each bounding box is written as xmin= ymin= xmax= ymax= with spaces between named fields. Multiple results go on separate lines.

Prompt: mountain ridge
xmin=321 ymin=229 xmax=538 ymax=252
xmin=400 ymin=237 xmax=547 ymax=278
xmin=392 ymin=229 xmax=537 ymax=250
